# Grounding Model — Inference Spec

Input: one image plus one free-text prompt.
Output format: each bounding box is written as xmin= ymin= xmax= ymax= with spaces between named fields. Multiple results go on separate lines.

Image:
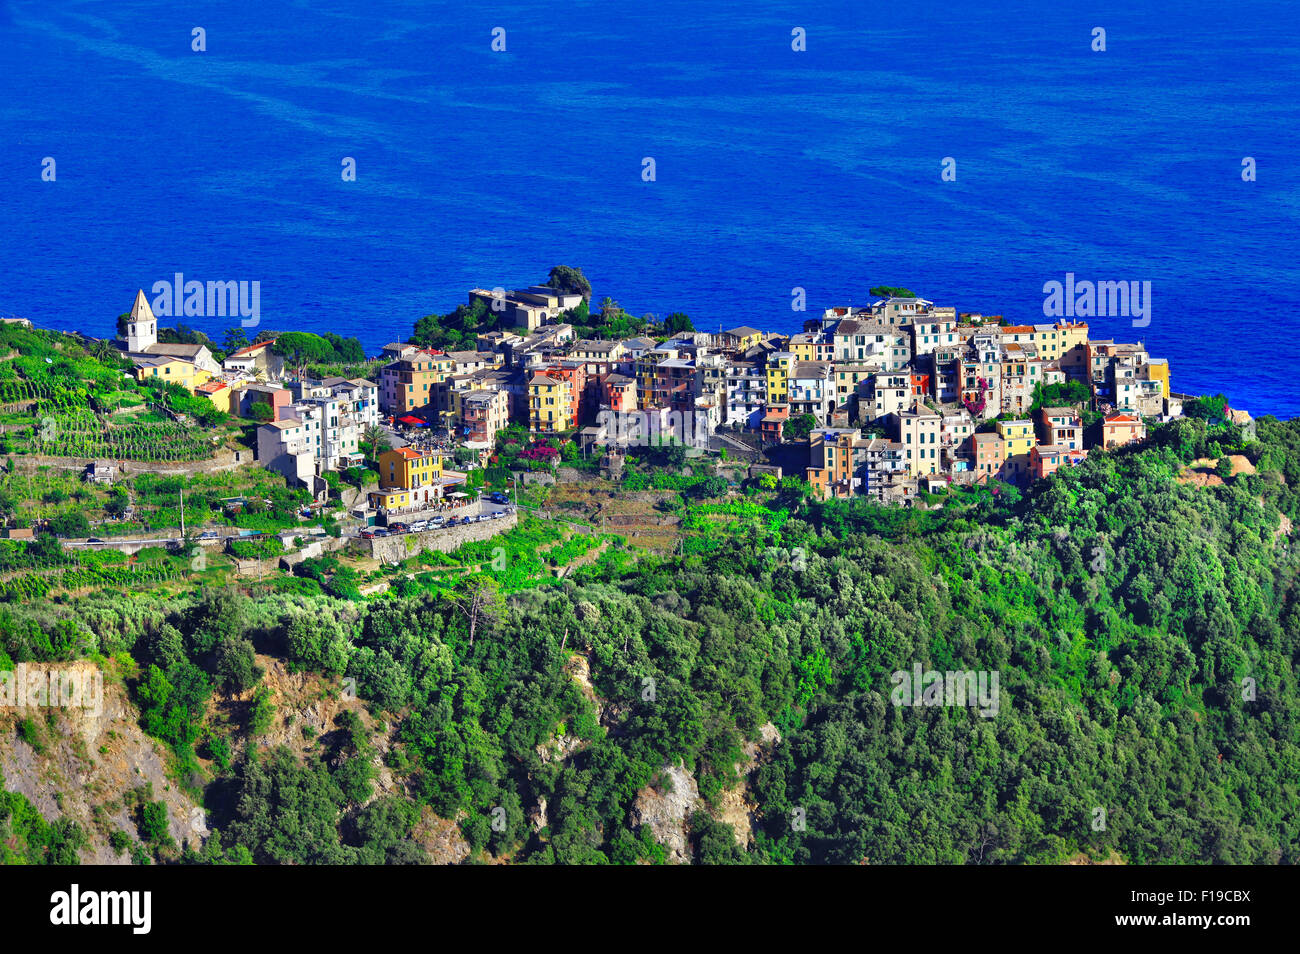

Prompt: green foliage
xmin=11 ymin=413 xmax=1300 ymax=867
xmin=248 ymin=685 xmax=276 ymax=736
xmin=138 ymin=799 xmax=174 ymax=849
xmin=410 ymin=298 xmax=493 ymax=351
xmin=271 ymin=331 xmax=364 ymax=369
xmin=0 ymin=784 xmax=88 ymax=864
xmin=228 ymin=536 xmax=285 ymax=560
xmin=1030 ymin=379 xmax=1092 ymax=413
xmin=662 ymin=312 xmax=694 ymax=334
xmin=545 ymin=265 xmax=592 ymax=301
xmin=784 ymin=413 xmax=818 ymax=442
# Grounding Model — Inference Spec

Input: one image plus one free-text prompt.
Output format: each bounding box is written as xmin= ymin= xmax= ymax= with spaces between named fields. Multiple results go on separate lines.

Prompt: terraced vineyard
xmin=12 ymin=406 xmax=217 ymax=461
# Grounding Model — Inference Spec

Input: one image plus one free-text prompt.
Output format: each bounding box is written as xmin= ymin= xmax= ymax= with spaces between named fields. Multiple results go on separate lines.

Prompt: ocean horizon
xmin=2 ymin=0 xmax=1298 ymax=416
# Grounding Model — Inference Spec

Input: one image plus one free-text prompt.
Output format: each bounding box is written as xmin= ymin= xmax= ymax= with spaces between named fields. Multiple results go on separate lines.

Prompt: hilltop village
xmin=91 ymin=277 xmax=1213 ymax=518
xmin=0 ymin=276 xmax=1288 ymax=871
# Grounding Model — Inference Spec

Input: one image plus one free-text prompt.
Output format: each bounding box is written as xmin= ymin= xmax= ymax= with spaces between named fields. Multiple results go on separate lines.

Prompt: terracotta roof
xmin=230 ymin=338 xmax=276 ymax=357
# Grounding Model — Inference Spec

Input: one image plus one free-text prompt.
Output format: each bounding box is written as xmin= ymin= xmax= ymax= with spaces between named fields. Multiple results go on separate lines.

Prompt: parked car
xmin=87 ymin=537 xmax=105 ymax=544
xmin=489 ymin=510 xmax=504 ymax=519
xmin=488 ymin=491 xmax=510 ymax=504
xmin=429 ymin=514 xmax=445 ymax=525
xmin=409 ymin=521 xmax=428 ymax=533
xmin=374 ymin=528 xmax=391 ymax=537
xmin=388 ymin=522 xmax=410 ymax=533
xmin=199 ymin=530 xmax=219 ymax=539
xmin=360 ymin=529 xmax=377 ymax=539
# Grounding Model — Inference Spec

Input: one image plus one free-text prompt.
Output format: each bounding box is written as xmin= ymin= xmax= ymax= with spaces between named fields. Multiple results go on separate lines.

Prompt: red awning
xmin=397 ymin=415 xmax=425 ymax=425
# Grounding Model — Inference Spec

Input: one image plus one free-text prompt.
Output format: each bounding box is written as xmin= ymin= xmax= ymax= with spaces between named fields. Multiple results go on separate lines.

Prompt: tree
xmin=450 ymin=577 xmax=503 ymax=647
xmin=869 ymin=286 xmax=916 ymax=299
xmin=1214 ymin=456 xmax=1234 ymax=480
xmin=47 ymin=511 xmax=91 ymax=538
xmin=249 ymin=400 xmax=275 ymax=423
xmin=248 ymin=685 xmax=276 ymax=736
xmin=362 ymin=425 xmax=390 ymax=462
xmin=598 ymin=297 xmax=622 ymax=323
xmin=221 ymin=327 xmax=250 ymax=356
xmin=545 ymin=265 xmax=592 ymax=302
xmin=1185 ymin=394 xmax=1230 ymax=425
xmin=104 ymin=488 xmax=130 ymax=518
xmin=88 ymin=339 xmax=118 ymax=364
xmin=214 ymin=637 xmax=263 ymax=694
xmin=695 ymin=475 xmax=729 ymax=498
xmin=785 ymin=413 xmax=818 ymax=442
xmin=662 ymin=312 xmax=694 ymax=334
xmin=1030 ymin=379 xmax=1091 ymax=413
xmin=272 ymin=332 xmax=335 ymax=374
xmin=138 ymin=800 xmax=173 ymax=849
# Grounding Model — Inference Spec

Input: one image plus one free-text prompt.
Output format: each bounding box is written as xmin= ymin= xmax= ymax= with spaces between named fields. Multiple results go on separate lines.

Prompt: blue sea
xmin=2 ymin=0 xmax=1298 ymax=417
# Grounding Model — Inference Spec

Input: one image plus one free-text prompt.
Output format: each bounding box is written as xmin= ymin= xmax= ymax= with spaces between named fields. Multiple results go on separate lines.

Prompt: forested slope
xmin=3 ymin=414 xmax=1297 ymax=864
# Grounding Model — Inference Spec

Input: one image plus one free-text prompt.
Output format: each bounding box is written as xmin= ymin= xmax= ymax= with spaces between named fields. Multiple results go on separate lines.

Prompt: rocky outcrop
xmin=0 ymin=661 xmax=203 ymax=863
xmin=413 ymin=806 xmax=471 ymax=865
xmin=630 ymin=762 xmax=700 ymax=863
xmin=711 ymin=721 xmax=782 ymax=847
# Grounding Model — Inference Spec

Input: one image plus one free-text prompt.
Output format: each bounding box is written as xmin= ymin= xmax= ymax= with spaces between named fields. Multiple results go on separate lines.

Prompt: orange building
xmin=1102 ymin=411 xmax=1146 ymax=449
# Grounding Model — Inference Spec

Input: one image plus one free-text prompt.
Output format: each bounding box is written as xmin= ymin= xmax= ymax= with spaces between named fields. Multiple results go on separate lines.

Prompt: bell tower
xmin=126 ymin=289 xmax=157 ymax=352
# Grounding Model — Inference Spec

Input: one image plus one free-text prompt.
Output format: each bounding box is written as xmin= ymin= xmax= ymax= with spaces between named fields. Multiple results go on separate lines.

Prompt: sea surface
xmin=2 ymin=0 xmax=1298 ymax=417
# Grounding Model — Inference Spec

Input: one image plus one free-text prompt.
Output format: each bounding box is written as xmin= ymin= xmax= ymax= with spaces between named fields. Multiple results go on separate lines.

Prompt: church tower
xmin=126 ymin=289 xmax=157 ymax=352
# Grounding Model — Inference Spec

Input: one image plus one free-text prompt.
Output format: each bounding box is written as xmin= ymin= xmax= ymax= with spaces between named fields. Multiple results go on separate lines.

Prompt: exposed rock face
xmin=0 ymin=661 xmax=203 ymax=863
xmin=630 ymin=762 xmax=700 ymax=863
xmin=535 ymin=733 xmax=585 ymax=763
xmin=715 ymin=721 xmax=783 ymax=849
xmin=245 ymin=656 xmax=399 ymax=802
xmin=413 ymin=806 xmax=471 ymax=865
xmin=565 ymin=653 xmax=602 ymax=721
xmin=529 ymin=796 xmax=548 ymax=832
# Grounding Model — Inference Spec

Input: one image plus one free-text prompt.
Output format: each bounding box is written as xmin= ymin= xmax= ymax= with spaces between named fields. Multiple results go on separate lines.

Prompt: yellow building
xmin=788 ymin=333 xmax=833 ymax=362
xmin=1147 ymin=358 xmax=1170 ymax=397
xmin=132 ymin=355 xmax=212 ymax=394
xmin=194 ymin=379 xmax=235 ymax=413
xmin=378 ymin=445 xmax=445 ymax=491
xmin=529 ymin=371 xmax=574 ymax=433
xmin=766 ymin=352 xmax=794 ymax=405
xmin=369 ymin=487 xmax=414 ymax=511
xmin=899 ymin=407 xmax=941 ymax=476
xmin=995 ymin=418 xmax=1036 ymax=482
xmin=834 ymin=364 xmax=874 ymax=405
xmin=384 ymin=352 xmax=454 ymax=415
xmin=725 ymin=326 xmax=764 ymax=351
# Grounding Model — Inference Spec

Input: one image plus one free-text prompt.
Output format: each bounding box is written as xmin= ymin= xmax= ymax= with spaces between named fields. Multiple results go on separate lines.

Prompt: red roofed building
xmin=1101 ymin=410 xmax=1145 ymax=449
xmin=194 ymin=379 xmax=234 ymax=414
xmin=223 ymin=337 xmax=285 ymax=380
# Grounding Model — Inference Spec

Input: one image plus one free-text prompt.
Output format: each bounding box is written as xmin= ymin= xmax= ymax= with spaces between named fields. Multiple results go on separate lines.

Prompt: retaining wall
xmin=364 ymin=510 xmax=518 ymax=563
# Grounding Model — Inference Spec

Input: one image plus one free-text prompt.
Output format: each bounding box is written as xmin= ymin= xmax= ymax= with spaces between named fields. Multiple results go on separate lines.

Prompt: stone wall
xmin=10 ymin=450 xmax=249 ymax=478
xmin=363 ymin=511 xmax=518 ymax=563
